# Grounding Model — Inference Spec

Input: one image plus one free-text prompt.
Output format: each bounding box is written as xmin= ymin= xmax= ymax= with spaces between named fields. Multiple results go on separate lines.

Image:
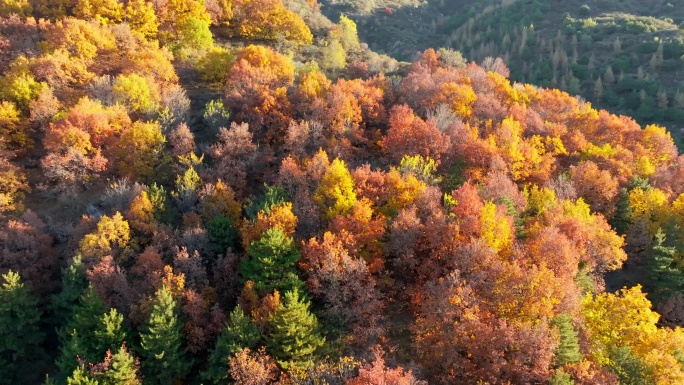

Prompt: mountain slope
xmin=320 ymin=0 xmax=684 ymax=145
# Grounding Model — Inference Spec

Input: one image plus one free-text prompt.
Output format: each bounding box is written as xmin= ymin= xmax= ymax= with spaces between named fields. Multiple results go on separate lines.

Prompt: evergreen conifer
xmin=99 ymin=344 xmax=141 ymax=385
xmin=202 ymin=305 xmax=261 ymax=384
xmin=0 ymin=271 xmax=44 ymax=382
xmin=56 ymin=285 xmax=107 ymax=382
xmin=551 ymin=313 xmax=582 ymax=366
xmin=52 ymin=255 xmax=88 ymax=327
xmin=66 ymin=365 xmax=99 ymax=385
xmin=94 ymin=308 xmax=128 ymax=357
xmin=267 ymin=288 xmax=325 ymax=370
xmin=139 ymin=286 xmax=190 ymax=384
xmin=239 ymin=228 xmax=304 ymax=293
xmin=549 ymin=369 xmax=574 ymax=385
xmin=649 ymin=228 xmax=684 ymax=300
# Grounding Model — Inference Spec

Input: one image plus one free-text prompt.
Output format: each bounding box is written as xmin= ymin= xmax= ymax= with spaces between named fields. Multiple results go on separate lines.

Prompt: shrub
xmin=197 ymin=47 xmax=235 ymax=85
xmin=579 ymin=4 xmax=590 ymax=16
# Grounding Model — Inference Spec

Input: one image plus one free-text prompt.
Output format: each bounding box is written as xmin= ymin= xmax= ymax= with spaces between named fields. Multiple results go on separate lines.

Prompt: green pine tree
xmin=206 ymin=216 xmax=239 ymax=254
xmin=99 ymin=344 xmax=141 ymax=385
xmin=607 ymin=345 xmax=655 ymax=385
xmin=202 ymin=305 xmax=261 ymax=384
xmin=266 ymin=288 xmax=325 ymax=370
xmin=244 ymin=184 xmax=289 ymax=220
xmin=629 ymin=176 xmax=652 ymax=191
xmin=66 ymin=365 xmax=99 ymax=385
xmin=139 ymin=286 xmax=191 ymax=385
xmin=239 ymin=228 xmax=304 ymax=294
xmin=611 ymin=188 xmax=632 ymax=234
xmin=549 ymin=369 xmax=575 ymax=385
xmin=0 ymin=270 xmax=44 ymax=383
xmin=574 ymin=263 xmax=596 ymax=295
xmin=52 ymin=255 xmax=88 ymax=328
xmin=56 ymin=285 xmax=107 ymax=382
xmin=94 ymin=308 xmax=128 ymax=357
xmin=57 ymin=331 xmax=90 ymax=384
xmin=649 ymin=227 xmax=684 ymax=301
xmin=551 ymin=313 xmax=582 ymax=367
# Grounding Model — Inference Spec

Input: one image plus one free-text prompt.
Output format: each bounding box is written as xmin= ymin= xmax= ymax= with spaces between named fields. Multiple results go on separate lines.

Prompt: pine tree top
xmin=267 ymin=288 xmax=325 ymax=369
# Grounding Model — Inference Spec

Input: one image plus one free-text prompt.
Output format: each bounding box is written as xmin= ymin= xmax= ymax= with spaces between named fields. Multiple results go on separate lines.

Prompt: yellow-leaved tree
xmin=73 ymin=0 xmax=124 ymax=24
xmin=628 ymin=187 xmax=669 ymax=235
xmin=127 ymin=190 xmax=157 ymax=234
xmin=0 ymin=153 xmax=28 ymax=213
xmin=440 ymin=82 xmax=477 ymax=119
xmin=641 ymin=124 xmax=677 ymax=167
xmin=115 ymin=121 xmax=167 ymax=180
xmin=338 ymin=15 xmax=360 ymax=51
xmin=124 ymin=0 xmax=159 ymax=40
xmin=315 ymin=158 xmax=357 ymax=219
xmin=199 ymin=179 xmax=242 ymax=224
xmin=0 ymin=0 xmax=31 ymax=16
xmin=383 ymin=167 xmax=427 ymax=215
xmin=78 ymin=212 xmax=131 ymax=262
xmin=153 ymin=0 xmax=212 ymax=46
xmin=0 ymin=101 xmax=31 ymax=149
xmin=524 ymin=185 xmax=558 ymax=216
xmin=0 ymin=57 xmax=46 ymax=112
xmin=112 ymin=73 xmax=159 ymax=115
xmin=480 ymin=201 xmax=513 ymax=255
xmin=582 ymin=285 xmax=684 ymax=384
xmin=232 ymin=0 xmax=312 ymax=45
xmin=493 ymin=117 xmax=526 ymax=181
xmin=241 ymin=202 xmax=298 ymax=250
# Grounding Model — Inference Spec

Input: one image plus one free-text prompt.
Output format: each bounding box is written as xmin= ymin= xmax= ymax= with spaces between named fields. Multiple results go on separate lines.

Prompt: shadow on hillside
xmin=318 ymin=1 xmax=452 ymax=61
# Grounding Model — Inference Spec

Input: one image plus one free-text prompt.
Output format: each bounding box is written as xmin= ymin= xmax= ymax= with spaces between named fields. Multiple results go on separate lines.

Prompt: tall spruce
xmin=551 ymin=313 xmax=582 ymax=366
xmin=239 ymin=228 xmax=304 ymax=293
xmin=52 ymin=255 xmax=88 ymax=327
xmin=139 ymin=286 xmax=191 ymax=384
xmin=202 ymin=305 xmax=261 ymax=384
xmin=56 ymin=285 xmax=107 ymax=383
xmin=648 ymin=228 xmax=684 ymax=301
xmin=0 ymin=271 xmax=44 ymax=383
xmin=266 ymin=288 xmax=325 ymax=370
xmin=611 ymin=188 xmax=632 ymax=234
xmin=58 ymin=331 xmax=90 ymax=385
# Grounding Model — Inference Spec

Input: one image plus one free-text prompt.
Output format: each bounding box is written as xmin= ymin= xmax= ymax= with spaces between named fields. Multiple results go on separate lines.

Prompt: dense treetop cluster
xmin=1 ymin=0 xmax=684 ymax=384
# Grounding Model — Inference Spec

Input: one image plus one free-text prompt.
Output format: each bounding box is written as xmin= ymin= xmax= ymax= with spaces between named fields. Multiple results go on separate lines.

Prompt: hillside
xmin=1 ymin=0 xmax=684 ymax=384
xmin=321 ymin=0 xmax=684 ymax=146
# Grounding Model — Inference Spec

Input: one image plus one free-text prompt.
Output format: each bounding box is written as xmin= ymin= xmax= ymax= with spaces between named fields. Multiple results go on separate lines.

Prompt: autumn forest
xmin=1 ymin=0 xmax=684 ymax=384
